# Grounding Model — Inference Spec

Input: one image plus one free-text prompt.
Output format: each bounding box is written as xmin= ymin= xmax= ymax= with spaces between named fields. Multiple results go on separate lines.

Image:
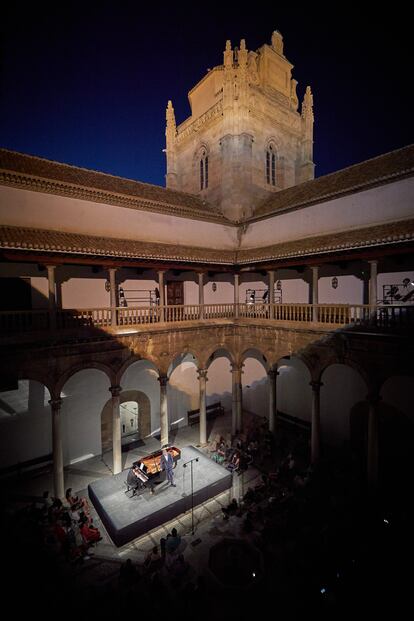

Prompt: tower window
xmin=266 ymin=145 xmax=276 ymax=186
xmin=200 ymin=151 xmax=209 ymax=190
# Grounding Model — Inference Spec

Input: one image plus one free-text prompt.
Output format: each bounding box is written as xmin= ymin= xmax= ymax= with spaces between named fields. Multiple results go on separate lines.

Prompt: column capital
xmin=309 ymin=380 xmax=323 ymax=391
xmin=158 ymin=374 xmax=169 ymax=387
xmin=267 ymin=368 xmax=279 ymax=379
xmin=109 ymin=385 xmax=122 ymax=397
xmin=368 ymin=259 xmax=378 ymax=265
xmin=231 ymin=362 xmax=244 ymax=373
xmin=197 ymin=368 xmax=208 ymax=381
xmin=48 ymin=398 xmax=63 ymax=409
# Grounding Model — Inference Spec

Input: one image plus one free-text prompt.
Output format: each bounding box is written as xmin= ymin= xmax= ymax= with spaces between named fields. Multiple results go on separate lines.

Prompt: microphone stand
xmin=183 ymin=457 xmax=199 ymax=535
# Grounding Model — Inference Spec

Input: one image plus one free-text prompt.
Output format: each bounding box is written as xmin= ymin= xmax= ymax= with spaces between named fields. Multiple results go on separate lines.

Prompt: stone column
xmin=234 ymin=273 xmax=239 ymax=319
xmin=158 ymin=270 xmax=165 ymax=322
xmin=49 ymin=397 xmax=64 ymax=499
xmin=47 ymin=265 xmax=57 ymax=330
xmin=267 ymin=368 xmax=278 ymax=433
xmin=198 ymin=368 xmax=208 ymax=444
xmin=268 ymin=270 xmax=275 ymax=319
xmin=367 ymin=393 xmax=380 ymax=488
xmin=231 ymin=363 xmax=243 ymax=435
xmin=310 ymin=380 xmax=323 ymax=464
xmin=198 ymin=272 xmax=205 ymax=320
xmin=158 ymin=375 xmax=169 ymax=447
xmin=369 ymin=260 xmax=378 ymax=320
xmin=110 ymin=385 xmax=122 ymax=474
xmin=311 ymin=265 xmax=319 ymax=322
xmin=108 ymin=268 xmax=118 ymax=327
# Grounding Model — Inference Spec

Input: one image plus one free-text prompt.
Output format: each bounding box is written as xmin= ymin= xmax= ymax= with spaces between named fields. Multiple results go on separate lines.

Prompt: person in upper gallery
xmin=161 ymin=447 xmax=176 ymax=487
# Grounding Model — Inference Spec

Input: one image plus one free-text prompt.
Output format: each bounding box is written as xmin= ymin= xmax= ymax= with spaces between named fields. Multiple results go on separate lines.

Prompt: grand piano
xmin=125 ymin=445 xmax=181 ymax=496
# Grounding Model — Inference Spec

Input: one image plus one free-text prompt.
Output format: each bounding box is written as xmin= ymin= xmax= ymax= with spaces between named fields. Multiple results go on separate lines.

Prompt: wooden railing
xmin=0 ymin=303 xmax=413 ymax=337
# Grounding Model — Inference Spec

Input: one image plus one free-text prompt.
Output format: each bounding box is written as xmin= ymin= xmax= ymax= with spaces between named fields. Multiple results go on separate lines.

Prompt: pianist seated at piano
xmin=132 ymin=462 xmax=155 ymax=494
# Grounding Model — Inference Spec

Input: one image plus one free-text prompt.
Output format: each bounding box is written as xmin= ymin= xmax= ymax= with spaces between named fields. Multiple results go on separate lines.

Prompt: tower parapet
xmin=164 ymin=31 xmax=315 ymax=221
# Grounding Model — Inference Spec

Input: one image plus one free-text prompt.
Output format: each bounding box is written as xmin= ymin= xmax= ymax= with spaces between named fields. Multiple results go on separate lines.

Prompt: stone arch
xmin=0 ymin=378 xmax=52 ymax=469
xmin=117 ymin=355 xmax=160 ymax=386
xmin=101 ymin=389 xmax=151 ymax=453
xmin=59 ymin=367 xmax=111 ymax=466
xmin=241 ymin=348 xmax=269 ymax=372
xmin=56 ymin=361 xmax=114 ymax=396
xmin=17 ymin=370 xmax=55 ymax=399
xmin=168 ymin=350 xmax=199 ymax=377
xmin=206 ymin=346 xmax=235 ymax=369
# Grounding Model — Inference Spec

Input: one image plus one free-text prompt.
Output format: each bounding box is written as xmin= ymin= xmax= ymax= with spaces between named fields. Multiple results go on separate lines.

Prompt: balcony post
xmin=108 ymin=267 xmax=118 ymax=327
xmin=158 ymin=270 xmax=166 ymax=322
xmin=268 ymin=270 xmax=275 ymax=319
xmin=47 ymin=265 xmax=57 ymax=331
xmin=198 ymin=272 xmax=205 ymax=320
xmin=369 ymin=260 xmax=378 ymax=321
xmin=311 ymin=265 xmax=319 ymax=322
xmin=109 ymin=385 xmax=122 ymax=474
xmin=234 ymin=273 xmax=239 ymax=319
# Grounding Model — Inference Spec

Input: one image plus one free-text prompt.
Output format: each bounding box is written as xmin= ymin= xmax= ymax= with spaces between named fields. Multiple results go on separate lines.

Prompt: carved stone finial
xmin=271 ymin=30 xmax=284 ymax=55
xmin=240 ymin=39 xmax=246 ymax=51
xmin=224 ymin=39 xmax=233 ymax=68
xmin=166 ymin=100 xmax=176 ymax=127
xmin=303 ymin=86 xmax=313 ymax=113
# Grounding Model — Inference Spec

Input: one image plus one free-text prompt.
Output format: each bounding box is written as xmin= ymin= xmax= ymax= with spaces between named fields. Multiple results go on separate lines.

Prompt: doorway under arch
xmin=101 ymin=390 xmax=151 ymax=453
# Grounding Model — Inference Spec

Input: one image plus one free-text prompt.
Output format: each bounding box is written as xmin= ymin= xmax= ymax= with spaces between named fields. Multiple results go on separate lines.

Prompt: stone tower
xmin=165 ymin=31 xmax=314 ymax=221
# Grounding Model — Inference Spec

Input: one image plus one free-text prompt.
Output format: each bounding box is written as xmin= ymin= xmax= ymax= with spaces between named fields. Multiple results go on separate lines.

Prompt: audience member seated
xmin=65 ymin=487 xmax=90 ymax=514
xmin=119 ymin=558 xmax=138 ymax=587
xmin=80 ymin=520 xmax=102 ymax=544
xmin=226 ymin=451 xmax=240 ymax=473
xmin=144 ymin=545 xmax=162 ymax=572
xmin=222 ymin=498 xmax=239 ymax=520
xmin=165 ymin=527 xmax=181 ymax=554
xmin=212 ymin=440 xmax=227 ymax=464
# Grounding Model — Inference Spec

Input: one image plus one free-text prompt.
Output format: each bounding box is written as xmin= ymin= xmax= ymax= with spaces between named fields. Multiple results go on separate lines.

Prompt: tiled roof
xmin=0 ymin=148 xmax=229 ymax=224
xmin=252 ymin=145 xmax=414 ymax=220
xmin=1 ymin=219 xmax=413 ymax=266
xmin=237 ymin=218 xmax=414 ymax=263
xmin=0 ymin=225 xmax=235 ymax=265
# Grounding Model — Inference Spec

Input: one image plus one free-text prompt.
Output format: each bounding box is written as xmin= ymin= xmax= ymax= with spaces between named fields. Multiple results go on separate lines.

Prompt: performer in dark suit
xmin=161 ymin=448 xmax=176 ymax=487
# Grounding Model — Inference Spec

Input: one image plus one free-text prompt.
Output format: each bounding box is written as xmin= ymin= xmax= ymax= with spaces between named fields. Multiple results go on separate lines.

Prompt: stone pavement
xmin=1 ymin=411 xmax=264 ymax=594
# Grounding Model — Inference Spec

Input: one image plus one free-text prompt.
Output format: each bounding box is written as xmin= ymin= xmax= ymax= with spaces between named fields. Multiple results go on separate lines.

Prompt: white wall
xmin=278 ymin=278 xmax=309 ymax=304
xmin=277 ymin=358 xmax=312 ymax=421
xmin=242 ymin=177 xmax=414 ymax=249
xmin=207 ymin=358 xmax=232 ymax=411
xmin=0 ymin=380 xmax=51 ymax=468
xmin=120 ymin=360 xmax=160 ymax=436
xmin=61 ymin=369 xmax=110 ymax=465
xmin=319 ymin=275 xmax=363 ymax=305
xmin=242 ymin=358 xmax=268 ymax=417
xmin=0 ymin=185 xmax=238 ymax=250
xmin=168 ymin=360 xmax=198 ymax=428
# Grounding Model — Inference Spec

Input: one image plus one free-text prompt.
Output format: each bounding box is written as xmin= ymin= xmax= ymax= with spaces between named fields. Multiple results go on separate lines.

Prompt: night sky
xmin=1 ymin=2 xmax=412 ymax=187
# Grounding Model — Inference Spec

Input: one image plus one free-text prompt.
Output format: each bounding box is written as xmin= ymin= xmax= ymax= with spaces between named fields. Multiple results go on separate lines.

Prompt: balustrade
xmin=0 ymin=302 xmax=412 ymax=338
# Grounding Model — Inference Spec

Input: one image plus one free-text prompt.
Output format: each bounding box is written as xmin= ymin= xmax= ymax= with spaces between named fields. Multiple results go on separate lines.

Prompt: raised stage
xmin=88 ymin=445 xmax=232 ymax=547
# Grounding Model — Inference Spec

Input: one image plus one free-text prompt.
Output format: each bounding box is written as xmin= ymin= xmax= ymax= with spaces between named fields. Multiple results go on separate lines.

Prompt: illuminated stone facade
xmin=165 ymin=31 xmax=314 ymax=221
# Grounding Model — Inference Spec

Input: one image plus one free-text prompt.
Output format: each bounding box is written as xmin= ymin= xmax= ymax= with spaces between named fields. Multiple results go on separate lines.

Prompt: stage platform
xmin=88 ymin=445 xmax=232 ymax=547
